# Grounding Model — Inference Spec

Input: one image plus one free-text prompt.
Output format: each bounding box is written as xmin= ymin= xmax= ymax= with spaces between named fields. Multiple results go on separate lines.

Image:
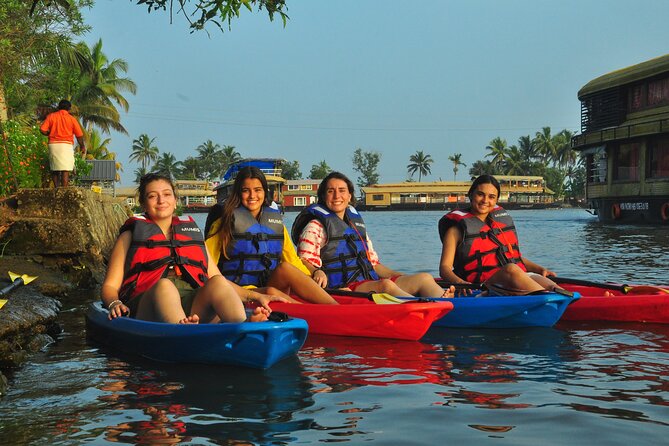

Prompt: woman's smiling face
xmin=470 ymin=182 xmax=498 ymax=217
xmin=240 ymin=177 xmax=265 ymax=217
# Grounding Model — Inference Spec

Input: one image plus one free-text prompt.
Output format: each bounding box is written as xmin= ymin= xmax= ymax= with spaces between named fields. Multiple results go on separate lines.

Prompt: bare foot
xmin=604 ymin=291 xmax=614 ymax=297
xmin=178 ymin=314 xmax=200 ymax=324
xmin=441 ymin=286 xmax=455 ymax=298
xmin=247 ymin=307 xmax=270 ymax=322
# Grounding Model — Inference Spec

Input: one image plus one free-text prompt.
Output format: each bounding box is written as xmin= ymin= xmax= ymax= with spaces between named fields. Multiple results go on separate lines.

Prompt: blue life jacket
xmin=218 ymin=206 xmax=284 ymax=286
xmin=292 ymin=204 xmax=379 ymax=288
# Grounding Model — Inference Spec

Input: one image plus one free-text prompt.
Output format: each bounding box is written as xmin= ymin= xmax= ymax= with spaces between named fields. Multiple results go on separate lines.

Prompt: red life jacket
xmin=119 ymin=215 xmax=208 ymax=303
xmin=438 ymin=206 xmax=526 ymax=283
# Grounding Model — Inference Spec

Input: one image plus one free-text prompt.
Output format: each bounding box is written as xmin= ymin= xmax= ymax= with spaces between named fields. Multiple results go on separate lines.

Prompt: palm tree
xmin=68 ymin=39 xmax=137 ymax=135
xmin=485 ymin=137 xmax=508 ymax=171
xmin=407 ymin=150 xmax=433 ymax=182
xmin=220 ymin=145 xmax=242 ymax=175
xmin=504 ymin=145 xmax=525 ymax=175
xmin=533 ymin=126 xmax=558 ymax=166
xmin=554 ymin=129 xmax=577 ymax=169
xmin=517 ymin=135 xmax=538 ymax=162
xmin=153 ymin=152 xmax=183 ymax=179
xmin=448 ymin=153 xmax=467 ymax=181
xmin=180 ymin=156 xmax=202 ymax=180
xmin=133 ymin=166 xmax=148 ymax=184
xmin=196 ymin=139 xmax=222 ymax=180
xmin=469 ymin=160 xmax=495 ymax=177
xmin=129 ymin=134 xmax=159 ymax=171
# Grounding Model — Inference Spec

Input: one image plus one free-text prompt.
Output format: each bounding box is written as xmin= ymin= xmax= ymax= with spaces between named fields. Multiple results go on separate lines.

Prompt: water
xmin=1 ymin=209 xmax=669 ymax=445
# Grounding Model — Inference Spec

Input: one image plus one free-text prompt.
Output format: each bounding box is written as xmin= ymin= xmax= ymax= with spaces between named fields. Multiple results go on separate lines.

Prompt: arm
xmin=100 ymin=231 xmax=132 ymax=319
xmin=296 ymin=220 xmax=328 ymax=288
xmin=281 ymin=225 xmax=311 ymax=275
xmin=439 ymin=225 xmax=469 ymax=284
xmin=76 ymin=135 xmax=86 ymax=156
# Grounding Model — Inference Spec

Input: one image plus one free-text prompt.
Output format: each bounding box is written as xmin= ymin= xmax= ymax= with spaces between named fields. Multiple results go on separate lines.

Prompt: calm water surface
xmin=1 ymin=209 xmax=668 ymax=445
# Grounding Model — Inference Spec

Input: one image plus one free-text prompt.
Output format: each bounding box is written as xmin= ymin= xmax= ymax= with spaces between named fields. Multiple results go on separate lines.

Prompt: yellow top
xmin=205 ymin=219 xmax=311 ymax=276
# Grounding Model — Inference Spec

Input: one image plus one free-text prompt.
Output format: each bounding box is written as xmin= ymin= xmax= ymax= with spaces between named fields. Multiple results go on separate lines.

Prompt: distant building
xmin=115 ymin=180 xmax=216 ymax=212
xmin=361 ymin=175 xmax=555 ymax=210
xmin=282 ymin=179 xmax=320 ymax=211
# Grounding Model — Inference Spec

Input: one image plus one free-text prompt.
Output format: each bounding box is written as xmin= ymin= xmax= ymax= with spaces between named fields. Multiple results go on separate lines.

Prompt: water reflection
xmin=300 ymin=335 xmax=453 ymax=391
xmin=95 ymin=357 xmax=315 ymax=445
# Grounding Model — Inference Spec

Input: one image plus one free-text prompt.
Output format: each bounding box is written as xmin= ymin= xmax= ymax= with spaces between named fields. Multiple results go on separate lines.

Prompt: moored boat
xmin=398 ymin=292 xmax=579 ymax=328
xmin=269 ymin=296 xmax=453 ymax=340
xmin=559 ymin=283 xmax=669 ymax=323
xmin=85 ymin=303 xmax=308 ymax=369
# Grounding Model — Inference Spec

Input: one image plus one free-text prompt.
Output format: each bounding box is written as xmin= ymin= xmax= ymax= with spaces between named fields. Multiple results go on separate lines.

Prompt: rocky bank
xmin=0 ymin=188 xmax=131 ymax=395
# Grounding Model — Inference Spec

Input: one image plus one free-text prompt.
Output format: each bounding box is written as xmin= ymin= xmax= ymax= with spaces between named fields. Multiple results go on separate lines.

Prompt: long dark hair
xmin=213 ymin=166 xmax=270 ymax=259
xmin=137 ymin=172 xmax=177 ymax=209
xmin=317 ymin=171 xmax=356 ymax=207
xmin=468 ymin=174 xmax=501 ymax=201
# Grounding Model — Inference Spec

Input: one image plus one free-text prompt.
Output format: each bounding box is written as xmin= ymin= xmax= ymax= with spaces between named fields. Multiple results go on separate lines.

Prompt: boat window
xmin=648 ymin=136 xmax=669 ymax=179
xmin=613 ymin=143 xmax=640 ymax=181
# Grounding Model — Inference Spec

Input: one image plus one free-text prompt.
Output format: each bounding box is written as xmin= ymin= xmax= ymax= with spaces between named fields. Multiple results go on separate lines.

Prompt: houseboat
xmin=360 ymin=175 xmax=556 ymax=211
xmin=572 ymin=54 xmax=669 ymax=224
xmin=282 ymin=179 xmax=320 ymax=211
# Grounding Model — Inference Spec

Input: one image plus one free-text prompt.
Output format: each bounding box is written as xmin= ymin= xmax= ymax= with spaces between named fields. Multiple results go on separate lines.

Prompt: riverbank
xmin=0 ymin=188 xmax=130 ymax=394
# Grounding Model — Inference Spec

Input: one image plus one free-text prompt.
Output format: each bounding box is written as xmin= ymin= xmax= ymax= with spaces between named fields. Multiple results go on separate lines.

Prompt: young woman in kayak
xmin=101 ymin=173 xmax=285 ymax=323
xmin=205 ymin=167 xmax=338 ymax=304
xmin=438 ymin=174 xmax=561 ymax=294
xmin=293 ymin=171 xmax=454 ymax=298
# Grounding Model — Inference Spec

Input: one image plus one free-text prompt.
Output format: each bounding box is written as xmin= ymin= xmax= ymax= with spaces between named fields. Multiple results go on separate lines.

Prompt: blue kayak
xmin=85 ymin=303 xmax=308 ymax=369
xmin=400 ymin=292 xmax=580 ymax=328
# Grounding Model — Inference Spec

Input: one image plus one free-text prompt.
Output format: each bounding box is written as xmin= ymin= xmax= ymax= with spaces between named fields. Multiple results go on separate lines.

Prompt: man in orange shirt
xmin=40 ymin=99 xmax=86 ymax=188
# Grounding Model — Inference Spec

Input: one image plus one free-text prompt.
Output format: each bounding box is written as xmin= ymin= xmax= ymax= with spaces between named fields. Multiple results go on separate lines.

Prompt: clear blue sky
xmin=83 ymin=0 xmax=669 ymax=185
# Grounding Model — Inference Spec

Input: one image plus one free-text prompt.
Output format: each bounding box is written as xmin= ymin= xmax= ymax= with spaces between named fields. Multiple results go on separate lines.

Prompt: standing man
xmin=40 ymin=99 xmax=86 ymax=188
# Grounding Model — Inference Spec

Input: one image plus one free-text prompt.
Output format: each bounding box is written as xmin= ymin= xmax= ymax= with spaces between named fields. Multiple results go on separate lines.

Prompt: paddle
xmin=0 ymin=271 xmax=39 ymax=309
xmin=434 ymin=279 xmax=484 ymax=290
xmin=325 ymin=289 xmax=410 ymax=305
xmin=551 ymin=276 xmax=669 ymax=295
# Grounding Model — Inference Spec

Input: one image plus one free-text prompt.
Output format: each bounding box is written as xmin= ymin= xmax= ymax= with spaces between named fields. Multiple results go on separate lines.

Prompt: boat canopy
xmin=221 ymin=158 xmax=287 ymax=181
xmin=578 ymin=53 xmax=669 ymax=98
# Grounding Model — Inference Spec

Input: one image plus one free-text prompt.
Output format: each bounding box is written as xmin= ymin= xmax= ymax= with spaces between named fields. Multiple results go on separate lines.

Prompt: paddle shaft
xmin=551 ymin=276 xmax=629 ymax=293
xmin=325 ymin=289 xmax=375 ymax=300
xmin=0 ymin=278 xmax=25 ymax=297
xmin=434 ymin=279 xmax=484 ymax=290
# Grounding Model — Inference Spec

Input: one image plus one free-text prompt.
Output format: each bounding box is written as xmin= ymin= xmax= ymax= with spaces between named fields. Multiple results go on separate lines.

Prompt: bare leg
xmin=135 ymin=278 xmax=188 ymax=323
xmin=62 ymin=171 xmax=70 ymax=187
xmin=267 ymin=262 xmax=338 ymax=304
xmin=353 ymin=278 xmax=415 ymax=297
xmin=484 ymin=264 xmax=545 ymax=294
xmin=394 ymin=272 xmax=447 ymax=297
xmin=52 ymin=172 xmax=60 ymax=188
xmin=190 ymin=275 xmax=247 ymax=323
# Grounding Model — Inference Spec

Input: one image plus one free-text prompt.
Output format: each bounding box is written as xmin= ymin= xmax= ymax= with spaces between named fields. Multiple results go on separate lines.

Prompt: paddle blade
xmin=8 ymin=271 xmax=38 ymax=285
xmin=0 ymin=299 xmax=6 ymax=310
xmin=371 ymin=293 xmax=405 ymax=304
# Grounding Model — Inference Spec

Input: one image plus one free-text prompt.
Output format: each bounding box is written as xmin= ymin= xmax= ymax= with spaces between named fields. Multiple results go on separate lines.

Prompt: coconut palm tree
xmin=448 ymin=153 xmax=467 ymax=181
xmin=196 ymin=139 xmax=222 ymax=180
xmin=220 ymin=145 xmax=242 ymax=176
xmin=407 ymin=150 xmax=433 ymax=182
xmin=180 ymin=156 xmax=202 ymax=180
xmin=469 ymin=160 xmax=495 ymax=177
xmin=503 ymin=145 xmax=526 ymax=175
xmin=153 ymin=152 xmax=183 ymax=179
xmin=129 ymin=134 xmax=159 ymax=171
xmin=68 ymin=39 xmax=136 ymax=135
xmin=533 ymin=126 xmax=558 ymax=166
xmin=485 ymin=137 xmax=508 ymax=171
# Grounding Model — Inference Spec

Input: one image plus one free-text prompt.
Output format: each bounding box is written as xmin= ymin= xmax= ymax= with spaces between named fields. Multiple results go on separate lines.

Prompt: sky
xmin=82 ymin=0 xmax=669 ymax=186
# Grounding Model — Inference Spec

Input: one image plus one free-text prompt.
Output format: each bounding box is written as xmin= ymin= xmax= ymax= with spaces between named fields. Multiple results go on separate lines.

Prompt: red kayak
xmin=560 ymin=283 xmax=669 ymax=324
xmin=269 ymin=295 xmax=453 ymax=340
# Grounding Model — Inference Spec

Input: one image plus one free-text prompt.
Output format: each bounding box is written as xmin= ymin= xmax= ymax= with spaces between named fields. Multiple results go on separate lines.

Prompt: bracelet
xmin=313 ymin=267 xmax=322 ymax=274
xmin=107 ymin=299 xmax=122 ymax=310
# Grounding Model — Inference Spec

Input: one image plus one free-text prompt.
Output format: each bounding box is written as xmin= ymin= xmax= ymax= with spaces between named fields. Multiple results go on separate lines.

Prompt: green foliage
xmin=407 ymin=150 xmax=433 ymax=182
xmin=352 ymin=148 xmax=381 ymax=188
xmin=0 ymin=121 xmax=49 ymax=195
xmin=281 ymin=160 xmax=302 ymax=180
xmin=448 ymin=153 xmax=466 ymax=181
xmin=134 ymin=0 xmax=289 ymax=32
xmin=309 ymin=160 xmax=330 ymax=179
